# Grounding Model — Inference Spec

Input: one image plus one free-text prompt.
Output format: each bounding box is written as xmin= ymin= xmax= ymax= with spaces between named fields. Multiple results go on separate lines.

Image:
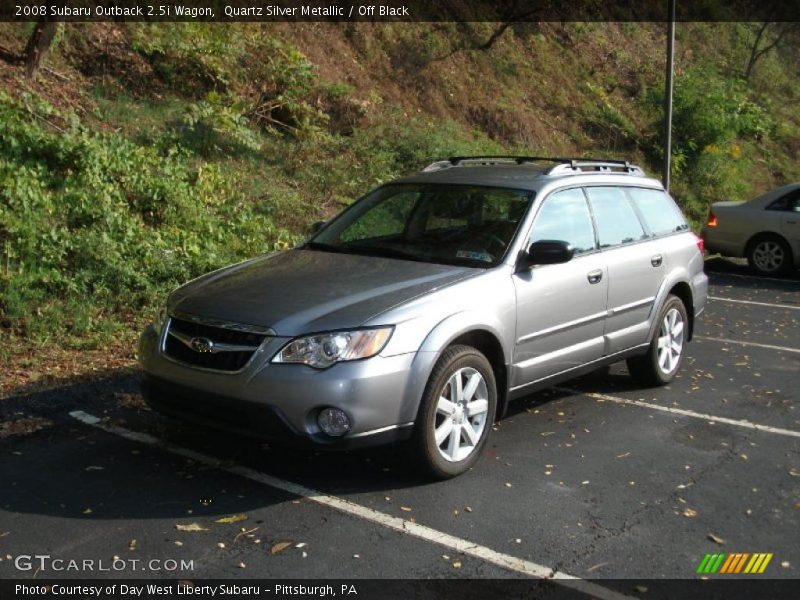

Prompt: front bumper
xmin=138 ymin=325 xmax=417 ymax=448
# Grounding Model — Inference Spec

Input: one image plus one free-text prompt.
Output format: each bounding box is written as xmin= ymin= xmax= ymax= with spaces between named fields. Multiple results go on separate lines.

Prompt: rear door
xmin=512 ymin=187 xmax=607 ymax=388
xmin=778 ymin=190 xmax=800 ymax=255
xmin=584 ymin=186 xmax=664 ymax=354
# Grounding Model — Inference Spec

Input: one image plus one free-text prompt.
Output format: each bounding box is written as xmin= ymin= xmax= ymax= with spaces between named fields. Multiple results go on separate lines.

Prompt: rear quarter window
xmin=627 ymin=188 xmax=688 ymax=237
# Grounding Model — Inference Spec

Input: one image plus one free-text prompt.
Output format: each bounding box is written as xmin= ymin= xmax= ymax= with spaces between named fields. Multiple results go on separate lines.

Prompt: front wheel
xmin=627 ymin=295 xmax=688 ymax=386
xmin=412 ymin=345 xmax=497 ymax=479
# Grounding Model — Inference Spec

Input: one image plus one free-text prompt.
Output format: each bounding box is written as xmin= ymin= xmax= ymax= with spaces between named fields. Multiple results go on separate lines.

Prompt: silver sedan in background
xmin=702 ymin=183 xmax=800 ymax=275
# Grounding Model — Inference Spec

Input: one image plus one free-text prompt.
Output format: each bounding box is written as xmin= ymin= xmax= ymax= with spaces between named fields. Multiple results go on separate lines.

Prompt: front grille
xmin=163 ymin=316 xmax=268 ymax=372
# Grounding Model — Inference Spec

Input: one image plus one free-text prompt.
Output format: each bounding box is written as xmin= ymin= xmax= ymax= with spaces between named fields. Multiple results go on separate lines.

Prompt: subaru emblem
xmin=190 ymin=337 xmax=214 ymax=353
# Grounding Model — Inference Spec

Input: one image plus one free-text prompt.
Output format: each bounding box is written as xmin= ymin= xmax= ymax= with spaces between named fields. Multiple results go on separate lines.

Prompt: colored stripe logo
xmin=697 ymin=553 xmax=773 ymax=574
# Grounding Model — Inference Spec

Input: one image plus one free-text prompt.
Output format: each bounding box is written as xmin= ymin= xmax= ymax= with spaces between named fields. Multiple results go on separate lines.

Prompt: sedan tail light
xmin=695 ymin=234 xmax=705 ymax=254
xmin=706 ymin=211 xmax=718 ymax=227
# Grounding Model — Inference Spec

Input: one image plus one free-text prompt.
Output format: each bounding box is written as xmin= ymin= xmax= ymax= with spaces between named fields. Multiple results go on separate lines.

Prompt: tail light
xmin=695 ymin=234 xmax=705 ymax=254
xmin=706 ymin=211 xmax=718 ymax=227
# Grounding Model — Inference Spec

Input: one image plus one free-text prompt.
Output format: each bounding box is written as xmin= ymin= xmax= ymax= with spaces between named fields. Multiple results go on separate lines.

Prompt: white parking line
xmin=555 ymin=388 xmax=800 ymax=439
xmin=68 ymin=410 xmax=632 ymax=600
xmin=695 ymin=335 xmax=800 ymax=355
xmin=708 ymin=296 xmax=800 ymax=310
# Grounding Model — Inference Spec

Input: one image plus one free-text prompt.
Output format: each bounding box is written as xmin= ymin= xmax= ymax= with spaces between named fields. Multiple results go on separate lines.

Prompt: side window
xmin=768 ymin=190 xmax=800 ymax=212
xmin=339 ymin=191 xmax=418 ymax=242
xmin=529 ymin=188 xmax=596 ymax=255
xmin=585 ymin=187 xmax=647 ymax=248
xmin=627 ymin=188 xmax=688 ymax=236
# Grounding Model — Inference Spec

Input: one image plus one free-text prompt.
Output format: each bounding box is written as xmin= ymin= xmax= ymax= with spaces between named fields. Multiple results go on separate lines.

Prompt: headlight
xmin=273 ymin=327 xmax=393 ymax=369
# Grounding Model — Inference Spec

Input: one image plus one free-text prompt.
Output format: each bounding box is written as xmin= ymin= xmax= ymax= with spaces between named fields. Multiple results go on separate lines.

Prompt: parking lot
xmin=1 ymin=258 xmax=797 ymax=593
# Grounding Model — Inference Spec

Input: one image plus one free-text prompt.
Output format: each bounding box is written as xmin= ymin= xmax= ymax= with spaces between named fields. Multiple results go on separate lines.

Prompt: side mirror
xmin=310 ymin=220 xmax=326 ymax=235
xmin=519 ymin=240 xmax=574 ymax=270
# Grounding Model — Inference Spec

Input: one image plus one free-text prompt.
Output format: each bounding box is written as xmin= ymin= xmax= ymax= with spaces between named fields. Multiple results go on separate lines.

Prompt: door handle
xmin=651 ymin=254 xmax=663 ymax=267
xmin=587 ymin=269 xmax=603 ymax=284
xmin=787 ymin=220 xmax=797 ymax=225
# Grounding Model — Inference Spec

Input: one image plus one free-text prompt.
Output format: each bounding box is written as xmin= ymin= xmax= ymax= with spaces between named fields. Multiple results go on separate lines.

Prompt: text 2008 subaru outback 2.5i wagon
xmin=139 ymin=156 xmax=708 ymax=478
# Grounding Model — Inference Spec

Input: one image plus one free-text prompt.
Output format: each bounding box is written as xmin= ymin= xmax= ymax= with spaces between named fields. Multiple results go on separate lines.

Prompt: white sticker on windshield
xmin=456 ymin=250 xmax=493 ymax=262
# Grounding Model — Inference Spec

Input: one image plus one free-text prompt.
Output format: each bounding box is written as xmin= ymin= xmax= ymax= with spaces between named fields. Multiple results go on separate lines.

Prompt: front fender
xmin=398 ymin=310 xmax=514 ymax=425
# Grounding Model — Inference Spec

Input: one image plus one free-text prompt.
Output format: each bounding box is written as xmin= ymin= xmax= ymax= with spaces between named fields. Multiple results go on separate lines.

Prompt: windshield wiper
xmin=343 ymin=243 xmax=427 ymax=262
xmin=304 ymin=241 xmax=354 ymax=254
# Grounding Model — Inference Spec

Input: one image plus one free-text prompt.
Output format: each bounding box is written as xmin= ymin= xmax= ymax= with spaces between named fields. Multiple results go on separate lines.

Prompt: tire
xmin=627 ymin=295 xmax=688 ymax=387
xmin=411 ymin=345 xmax=497 ymax=479
xmin=747 ymin=234 xmax=792 ymax=276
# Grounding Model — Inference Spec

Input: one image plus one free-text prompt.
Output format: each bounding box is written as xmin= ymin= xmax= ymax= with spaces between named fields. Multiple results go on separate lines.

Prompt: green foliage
xmin=0 ymin=91 xmax=298 ymax=339
xmin=181 ymin=92 xmax=262 ymax=155
xmin=647 ymin=66 xmax=771 ymax=167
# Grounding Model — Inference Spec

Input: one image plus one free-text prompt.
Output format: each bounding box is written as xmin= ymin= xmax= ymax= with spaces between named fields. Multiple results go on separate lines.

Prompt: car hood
xmin=169 ymin=249 xmax=477 ymax=336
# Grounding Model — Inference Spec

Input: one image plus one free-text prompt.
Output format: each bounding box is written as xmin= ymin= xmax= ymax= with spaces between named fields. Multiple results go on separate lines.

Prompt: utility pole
xmin=662 ymin=0 xmax=676 ymax=190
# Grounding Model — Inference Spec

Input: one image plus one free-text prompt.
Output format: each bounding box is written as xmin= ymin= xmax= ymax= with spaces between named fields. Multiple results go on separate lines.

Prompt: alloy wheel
xmin=657 ymin=307 xmax=685 ymax=375
xmin=753 ymin=240 xmax=785 ymax=273
xmin=434 ymin=367 xmax=489 ymax=462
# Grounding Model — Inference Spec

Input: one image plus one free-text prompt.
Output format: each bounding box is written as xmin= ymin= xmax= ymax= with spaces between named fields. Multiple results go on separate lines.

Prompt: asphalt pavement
xmin=1 ymin=257 xmax=797 ymax=594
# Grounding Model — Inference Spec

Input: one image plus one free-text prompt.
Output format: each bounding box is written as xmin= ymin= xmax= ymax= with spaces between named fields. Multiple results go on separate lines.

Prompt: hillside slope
xmin=1 ymin=21 xmax=798 ymax=365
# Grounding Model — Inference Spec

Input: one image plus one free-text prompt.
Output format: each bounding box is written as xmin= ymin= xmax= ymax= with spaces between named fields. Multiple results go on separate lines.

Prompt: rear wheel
xmin=747 ymin=234 xmax=792 ymax=276
xmin=412 ymin=345 xmax=496 ymax=479
xmin=627 ymin=295 xmax=688 ymax=386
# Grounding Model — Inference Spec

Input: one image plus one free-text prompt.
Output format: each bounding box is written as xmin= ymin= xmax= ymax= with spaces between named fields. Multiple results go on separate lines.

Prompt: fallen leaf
xmin=708 ymin=533 xmax=725 ymax=545
xmin=82 ymin=508 xmax=93 ymax=515
xmin=400 ymin=506 xmax=412 ymax=512
xmin=215 ymin=514 xmax=247 ymax=524
xmin=295 ymin=543 xmax=307 ymax=548
xmin=464 ymin=507 xmax=472 ymax=513
xmin=683 ymin=508 xmax=698 ymax=518
xmin=238 ymin=562 xmax=246 ymax=569
xmin=270 ymin=542 xmax=292 ymax=555
xmin=452 ymin=561 xmax=462 ymax=569
xmin=175 ymin=523 xmax=208 ymax=532
xmin=128 ymin=539 xmax=137 ymax=551
xmin=217 ymin=543 xmax=225 ymax=549
xmin=505 ymin=482 xmax=513 ymax=488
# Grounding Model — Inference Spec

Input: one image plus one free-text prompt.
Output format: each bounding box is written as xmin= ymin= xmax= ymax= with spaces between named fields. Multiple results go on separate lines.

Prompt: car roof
xmin=393 ymin=157 xmax=663 ymax=193
xmin=746 ymin=182 xmax=800 ymax=208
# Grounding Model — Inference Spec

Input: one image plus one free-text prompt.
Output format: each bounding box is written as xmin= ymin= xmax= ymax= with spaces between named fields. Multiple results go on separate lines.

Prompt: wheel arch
xmin=404 ymin=313 xmax=513 ymax=425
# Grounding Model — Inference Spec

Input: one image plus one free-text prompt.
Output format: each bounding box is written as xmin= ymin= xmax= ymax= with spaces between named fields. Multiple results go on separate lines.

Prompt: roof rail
xmin=421 ymin=156 xmax=644 ymax=176
xmin=545 ymin=159 xmax=644 ymax=176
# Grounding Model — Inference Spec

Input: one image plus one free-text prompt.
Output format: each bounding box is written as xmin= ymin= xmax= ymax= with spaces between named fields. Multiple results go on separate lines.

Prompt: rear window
xmin=627 ymin=188 xmax=688 ymax=236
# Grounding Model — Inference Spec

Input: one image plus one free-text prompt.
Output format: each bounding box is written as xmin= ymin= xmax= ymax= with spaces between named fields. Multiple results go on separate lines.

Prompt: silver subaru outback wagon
xmin=139 ymin=156 xmax=708 ymax=478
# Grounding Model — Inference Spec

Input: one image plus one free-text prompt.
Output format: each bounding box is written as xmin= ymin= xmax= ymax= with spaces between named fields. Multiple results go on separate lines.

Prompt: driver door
xmin=512 ymin=187 xmax=608 ymax=388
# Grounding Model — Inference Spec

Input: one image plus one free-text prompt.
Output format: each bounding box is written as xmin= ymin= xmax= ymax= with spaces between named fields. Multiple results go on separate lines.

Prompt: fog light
xmin=317 ymin=408 xmax=351 ymax=437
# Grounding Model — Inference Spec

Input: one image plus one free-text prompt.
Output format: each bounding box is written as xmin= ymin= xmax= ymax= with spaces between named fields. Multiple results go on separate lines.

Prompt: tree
xmin=23 ymin=19 xmax=62 ymax=80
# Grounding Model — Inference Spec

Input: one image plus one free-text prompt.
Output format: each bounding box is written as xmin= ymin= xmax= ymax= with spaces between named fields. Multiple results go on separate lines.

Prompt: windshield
xmin=308 ymin=184 xmax=533 ymax=267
